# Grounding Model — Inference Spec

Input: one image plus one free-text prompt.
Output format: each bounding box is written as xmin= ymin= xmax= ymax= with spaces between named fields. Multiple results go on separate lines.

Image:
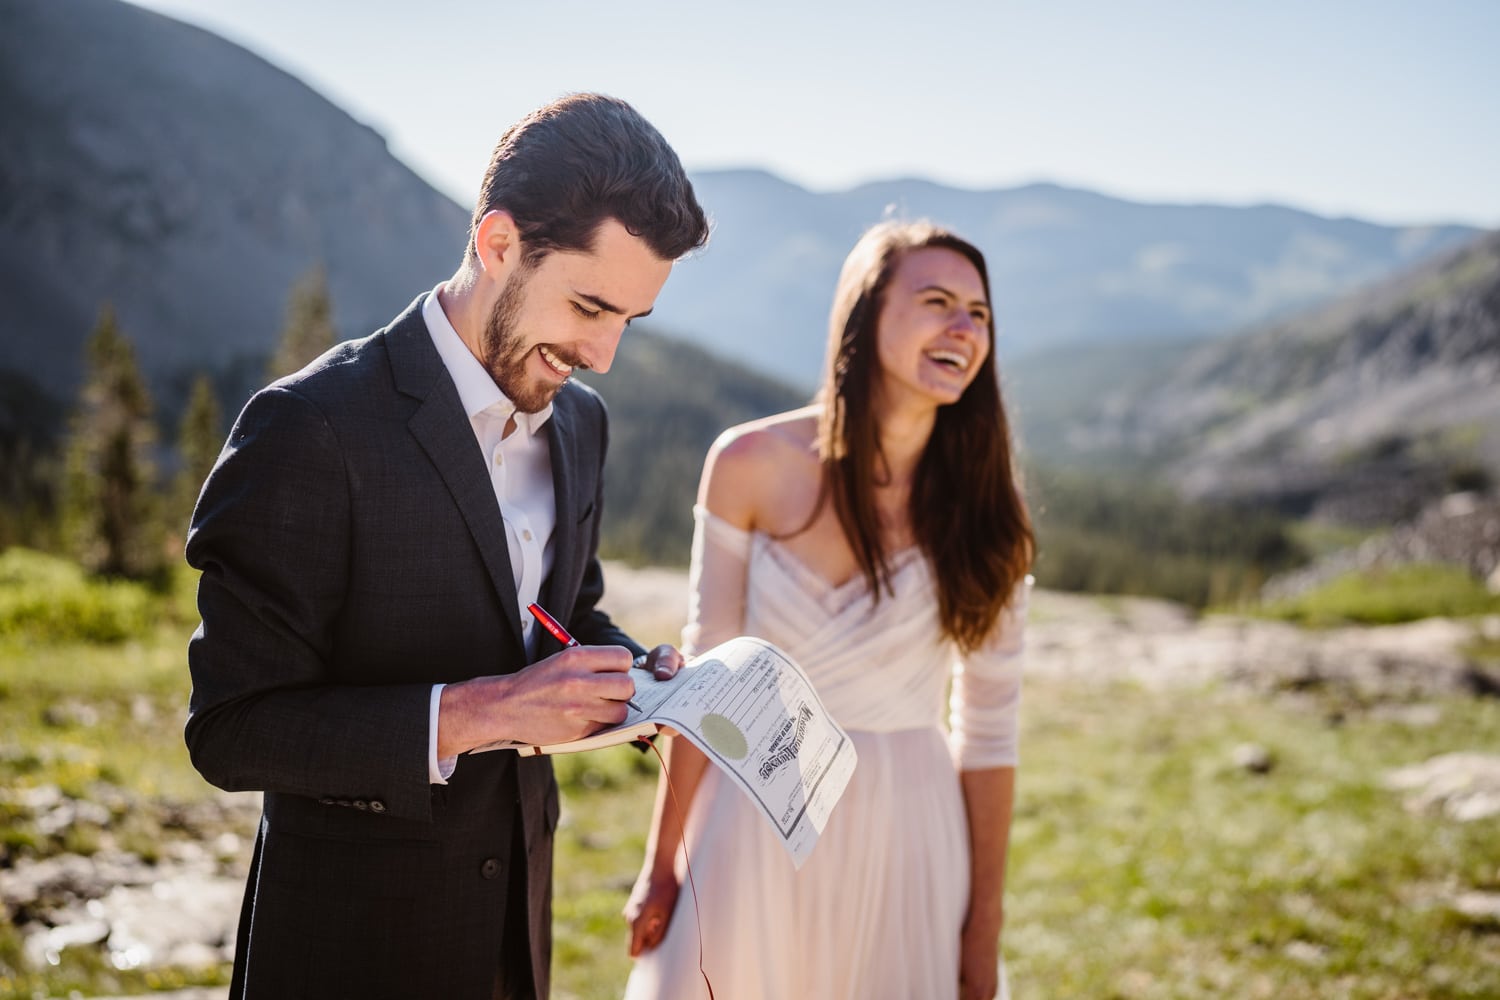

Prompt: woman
xmin=624 ymin=220 xmax=1034 ymax=1000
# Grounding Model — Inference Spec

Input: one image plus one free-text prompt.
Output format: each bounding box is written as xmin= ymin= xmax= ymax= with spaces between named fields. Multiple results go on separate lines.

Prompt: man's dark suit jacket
xmin=185 ymin=295 xmax=644 ymax=999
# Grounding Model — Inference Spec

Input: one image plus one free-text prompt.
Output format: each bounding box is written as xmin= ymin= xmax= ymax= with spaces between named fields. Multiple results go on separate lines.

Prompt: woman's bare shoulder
xmin=712 ymin=405 xmax=820 ymax=466
xmin=700 ymin=406 xmax=822 ymax=527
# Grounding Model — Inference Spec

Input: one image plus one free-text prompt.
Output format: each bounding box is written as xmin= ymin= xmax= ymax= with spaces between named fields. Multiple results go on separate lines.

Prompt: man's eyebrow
xmin=576 ymin=291 xmax=653 ymax=320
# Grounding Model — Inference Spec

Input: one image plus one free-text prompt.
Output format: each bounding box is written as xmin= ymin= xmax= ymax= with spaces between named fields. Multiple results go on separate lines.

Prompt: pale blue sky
xmin=126 ymin=0 xmax=1499 ymax=227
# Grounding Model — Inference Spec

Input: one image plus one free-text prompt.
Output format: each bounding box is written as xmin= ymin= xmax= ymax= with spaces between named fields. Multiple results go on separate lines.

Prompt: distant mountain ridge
xmin=0 ymin=0 xmax=467 ymax=395
xmin=0 ymin=0 xmax=1483 ymax=402
xmin=1062 ymin=229 xmax=1500 ymax=524
xmin=660 ymin=170 xmax=1480 ymax=386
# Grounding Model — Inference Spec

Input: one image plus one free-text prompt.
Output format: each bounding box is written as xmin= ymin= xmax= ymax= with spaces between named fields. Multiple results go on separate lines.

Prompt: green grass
xmin=1254 ymin=562 xmax=1500 ymax=627
xmin=552 ymin=748 xmax=659 ymax=997
xmin=1004 ymin=682 xmax=1500 ymax=1000
xmin=545 ymin=681 xmax=1500 ymax=1000
xmin=1283 ymin=520 xmax=1377 ymax=560
xmin=3 ymin=553 xmax=1499 ymax=999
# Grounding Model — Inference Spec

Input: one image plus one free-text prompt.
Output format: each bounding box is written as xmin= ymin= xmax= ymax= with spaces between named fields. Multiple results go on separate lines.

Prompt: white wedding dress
xmin=624 ymin=507 xmax=1026 ymax=1000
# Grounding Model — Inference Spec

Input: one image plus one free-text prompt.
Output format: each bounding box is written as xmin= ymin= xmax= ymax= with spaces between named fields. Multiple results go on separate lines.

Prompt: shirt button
xmin=522 ymin=529 xmax=533 ymax=541
xmin=480 ymin=858 xmax=502 ymax=880
xmin=494 ymin=452 xmax=504 ymax=466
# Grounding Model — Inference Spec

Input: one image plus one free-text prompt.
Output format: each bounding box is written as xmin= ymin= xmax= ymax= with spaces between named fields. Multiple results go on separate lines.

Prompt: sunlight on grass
xmin=1254 ymin=562 xmax=1500 ymax=626
xmin=1004 ymin=681 xmax=1500 ymax=999
xmin=540 ymin=680 xmax=1500 ymax=1000
xmin=0 ymin=627 xmax=207 ymax=803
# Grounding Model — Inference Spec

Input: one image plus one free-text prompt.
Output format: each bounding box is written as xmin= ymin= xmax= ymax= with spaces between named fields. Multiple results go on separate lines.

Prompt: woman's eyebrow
xmin=916 ymin=283 xmax=987 ymax=309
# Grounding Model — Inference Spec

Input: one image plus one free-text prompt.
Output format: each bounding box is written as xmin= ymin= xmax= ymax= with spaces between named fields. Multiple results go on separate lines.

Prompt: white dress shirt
xmin=422 ymin=285 xmax=558 ymax=782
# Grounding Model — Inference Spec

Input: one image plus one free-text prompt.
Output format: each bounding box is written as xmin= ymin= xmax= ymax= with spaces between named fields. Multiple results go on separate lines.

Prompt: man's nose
xmin=579 ymin=325 xmax=626 ymax=374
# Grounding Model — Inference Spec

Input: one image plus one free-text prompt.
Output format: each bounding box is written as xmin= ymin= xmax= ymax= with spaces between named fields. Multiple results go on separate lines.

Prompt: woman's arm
xmin=624 ymin=733 xmax=712 ymax=955
xmin=624 ymin=427 xmax=766 ymax=954
xmin=949 ymin=579 xmax=1030 ymax=998
xmin=958 ymin=766 xmax=1016 ymax=1000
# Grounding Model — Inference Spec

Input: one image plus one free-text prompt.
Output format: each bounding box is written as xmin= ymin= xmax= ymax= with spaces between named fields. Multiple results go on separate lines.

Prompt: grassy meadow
xmin=1 ymin=550 xmax=1498 ymax=999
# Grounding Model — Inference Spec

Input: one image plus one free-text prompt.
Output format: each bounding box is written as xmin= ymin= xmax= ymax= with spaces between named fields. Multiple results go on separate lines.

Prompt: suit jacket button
xmin=369 ymin=800 xmax=386 ymax=813
xmin=480 ymin=858 xmax=502 ymax=880
xmin=318 ymin=797 xmax=335 ymax=806
xmin=336 ymin=799 xmax=351 ymax=808
xmin=353 ymin=799 xmax=368 ymax=810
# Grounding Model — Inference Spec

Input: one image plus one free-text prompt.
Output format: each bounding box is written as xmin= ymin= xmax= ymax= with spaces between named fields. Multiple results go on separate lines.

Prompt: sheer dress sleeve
xmin=680 ymin=504 xmax=753 ymax=658
xmin=947 ymin=576 xmax=1032 ymax=770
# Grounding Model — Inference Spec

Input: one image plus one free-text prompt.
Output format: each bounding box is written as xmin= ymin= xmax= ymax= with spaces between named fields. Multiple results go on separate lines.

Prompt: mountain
xmin=1060 ymin=229 xmax=1500 ymax=524
xmin=1004 ymin=334 xmax=1201 ymax=470
xmin=573 ymin=331 xmax=806 ymax=566
xmin=0 ymin=0 xmax=467 ymax=397
xmin=2 ymin=0 xmax=1483 ymax=405
xmin=655 ymin=170 xmax=1480 ymax=387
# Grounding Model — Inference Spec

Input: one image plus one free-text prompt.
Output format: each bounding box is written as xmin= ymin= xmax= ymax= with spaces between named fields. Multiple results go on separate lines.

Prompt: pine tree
xmin=172 ymin=373 xmax=224 ymax=533
xmin=267 ymin=263 xmax=336 ymax=379
xmin=63 ymin=306 xmax=164 ymax=579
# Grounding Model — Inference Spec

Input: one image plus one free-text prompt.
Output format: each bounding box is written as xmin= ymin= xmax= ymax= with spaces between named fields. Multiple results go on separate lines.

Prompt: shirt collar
xmin=422 ymin=283 xmax=553 ymax=438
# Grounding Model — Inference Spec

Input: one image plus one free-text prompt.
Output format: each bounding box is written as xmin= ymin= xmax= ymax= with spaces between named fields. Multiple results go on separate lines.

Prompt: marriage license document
xmin=483 ymin=636 xmax=858 ymax=867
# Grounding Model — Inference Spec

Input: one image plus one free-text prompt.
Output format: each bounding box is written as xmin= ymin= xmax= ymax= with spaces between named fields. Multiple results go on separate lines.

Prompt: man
xmin=185 ymin=93 xmax=710 ymax=999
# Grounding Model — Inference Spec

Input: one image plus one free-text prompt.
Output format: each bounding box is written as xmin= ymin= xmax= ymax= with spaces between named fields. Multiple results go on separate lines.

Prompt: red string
xmin=647 ymin=739 xmax=715 ymax=1000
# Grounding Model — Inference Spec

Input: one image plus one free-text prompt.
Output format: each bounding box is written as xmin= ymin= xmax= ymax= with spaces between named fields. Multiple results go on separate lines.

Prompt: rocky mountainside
xmin=1067 ymin=229 xmax=1500 ymax=523
xmin=0 ymin=0 xmax=467 ymax=395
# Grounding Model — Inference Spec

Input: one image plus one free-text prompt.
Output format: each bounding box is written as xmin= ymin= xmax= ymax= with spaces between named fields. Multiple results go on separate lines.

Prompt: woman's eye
xmin=572 ymin=302 xmax=600 ymax=319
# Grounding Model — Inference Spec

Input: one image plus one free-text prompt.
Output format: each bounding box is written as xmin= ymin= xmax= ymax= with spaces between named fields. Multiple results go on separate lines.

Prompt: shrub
xmin=1255 ymin=562 xmax=1500 ymax=626
xmin=1028 ymin=467 xmax=1306 ymax=607
xmin=0 ymin=548 xmax=156 ymax=642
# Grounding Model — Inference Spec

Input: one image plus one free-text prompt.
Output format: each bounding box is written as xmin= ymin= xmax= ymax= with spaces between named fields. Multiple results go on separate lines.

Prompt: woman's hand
xmin=623 ymin=865 xmax=681 ymax=957
xmin=958 ymin=919 xmax=1002 ymax=1000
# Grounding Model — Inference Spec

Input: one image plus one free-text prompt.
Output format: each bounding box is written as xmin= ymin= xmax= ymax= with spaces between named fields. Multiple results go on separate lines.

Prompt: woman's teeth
xmin=926 ymin=349 xmax=969 ymax=371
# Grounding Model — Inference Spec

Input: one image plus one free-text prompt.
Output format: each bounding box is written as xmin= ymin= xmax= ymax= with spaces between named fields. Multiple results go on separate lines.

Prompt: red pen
xmin=527 ymin=602 xmax=642 ymax=711
xmin=528 ymin=601 xmax=578 ymax=648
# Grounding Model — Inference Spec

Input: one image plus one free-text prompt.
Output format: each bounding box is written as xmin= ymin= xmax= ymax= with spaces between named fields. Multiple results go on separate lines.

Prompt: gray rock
xmin=1449 ymin=890 xmax=1500 ymax=923
xmin=1386 ymin=752 xmax=1500 ymax=821
xmin=1231 ymin=743 xmax=1274 ymax=774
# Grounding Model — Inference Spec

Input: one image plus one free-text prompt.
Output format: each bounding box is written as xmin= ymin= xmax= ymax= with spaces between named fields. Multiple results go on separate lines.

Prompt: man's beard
xmin=481 ymin=264 xmax=582 ymax=413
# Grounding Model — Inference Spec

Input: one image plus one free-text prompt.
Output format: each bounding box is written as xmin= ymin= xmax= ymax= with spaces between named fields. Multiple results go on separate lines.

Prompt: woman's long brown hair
xmin=812 ymin=220 xmax=1034 ymax=653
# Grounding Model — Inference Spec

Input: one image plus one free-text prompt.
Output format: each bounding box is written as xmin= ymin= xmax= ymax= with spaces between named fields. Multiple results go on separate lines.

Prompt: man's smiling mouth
xmin=538 ymin=345 xmax=573 ymax=378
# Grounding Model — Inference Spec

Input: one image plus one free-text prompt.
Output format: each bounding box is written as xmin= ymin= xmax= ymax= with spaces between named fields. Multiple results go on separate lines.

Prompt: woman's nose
xmin=950 ymin=310 xmax=981 ymax=337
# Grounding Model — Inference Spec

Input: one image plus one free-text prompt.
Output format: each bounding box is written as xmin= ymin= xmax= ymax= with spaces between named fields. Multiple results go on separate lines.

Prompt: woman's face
xmin=873 ymin=246 xmax=992 ymax=412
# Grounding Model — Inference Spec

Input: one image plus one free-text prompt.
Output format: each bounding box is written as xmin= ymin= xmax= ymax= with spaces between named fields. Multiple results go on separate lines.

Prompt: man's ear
xmin=473 ymin=210 xmax=523 ymax=279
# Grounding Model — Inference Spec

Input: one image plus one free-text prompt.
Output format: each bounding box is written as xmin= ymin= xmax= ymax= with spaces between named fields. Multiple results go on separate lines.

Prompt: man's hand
xmin=439 ymin=645 xmax=638 ymax=755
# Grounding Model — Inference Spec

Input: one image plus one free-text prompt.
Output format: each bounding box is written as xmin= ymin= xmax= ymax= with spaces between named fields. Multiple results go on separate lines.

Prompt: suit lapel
xmin=386 ymin=298 xmax=527 ymax=663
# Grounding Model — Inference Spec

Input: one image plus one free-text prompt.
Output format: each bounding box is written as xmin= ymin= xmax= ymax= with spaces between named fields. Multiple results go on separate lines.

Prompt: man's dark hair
xmin=466 ymin=93 xmax=710 ymax=264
